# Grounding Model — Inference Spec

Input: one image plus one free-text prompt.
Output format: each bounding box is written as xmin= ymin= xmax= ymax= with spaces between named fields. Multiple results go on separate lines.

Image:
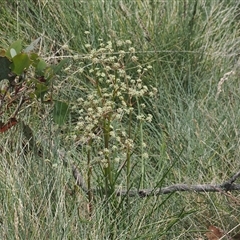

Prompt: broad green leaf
xmin=36 ymin=58 xmax=47 ymax=75
xmin=6 ymin=40 xmax=22 ymax=59
xmin=0 ymin=56 xmax=13 ymax=81
xmin=53 ymin=101 xmax=69 ymax=125
xmin=11 ymin=53 xmax=31 ymax=75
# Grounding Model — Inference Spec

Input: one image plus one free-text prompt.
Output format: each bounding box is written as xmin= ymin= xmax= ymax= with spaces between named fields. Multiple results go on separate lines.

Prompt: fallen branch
xmin=116 ymin=183 xmax=240 ymax=197
xmin=70 ymin=161 xmax=240 ymax=197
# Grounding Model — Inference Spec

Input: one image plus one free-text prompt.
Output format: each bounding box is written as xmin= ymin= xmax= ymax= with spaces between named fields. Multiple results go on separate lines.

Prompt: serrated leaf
xmin=6 ymin=40 xmax=22 ymax=59
xmin=53 ymin=101 xmax=69 ymax=125
xmin=11 ymin=53 xmax=31 ymax=75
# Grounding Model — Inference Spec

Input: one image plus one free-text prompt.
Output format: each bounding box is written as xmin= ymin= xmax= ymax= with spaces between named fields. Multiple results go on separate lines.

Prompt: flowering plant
xmin=70 ymin=37 xmax=157 ymax=209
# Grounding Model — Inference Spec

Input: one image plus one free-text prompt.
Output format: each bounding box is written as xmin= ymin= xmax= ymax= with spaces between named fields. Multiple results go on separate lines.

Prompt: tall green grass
xmin=1 ymin=0 xmax=240 ymax=239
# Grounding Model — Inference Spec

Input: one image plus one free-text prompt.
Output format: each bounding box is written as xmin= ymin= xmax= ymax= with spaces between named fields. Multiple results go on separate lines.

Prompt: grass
xmin=1 ymin=0 xmax=240 ymax=239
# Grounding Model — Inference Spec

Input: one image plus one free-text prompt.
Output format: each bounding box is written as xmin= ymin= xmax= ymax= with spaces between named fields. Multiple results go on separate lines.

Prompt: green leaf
xmin=36 ymin=58 xmax=47 ymax=75
xmin=34 ymin=82 xmax=48 ymax=99
xmin=11 ymin=53 xmax=31 ymax=75
xmin=0 ymin=56 xmax=14 ymax=81
xmin=6 ymin=40 xmax=22 ymax=59
xmin=53 ymin=101 xmax=69 ymax=125
xmin=29 ymin=53 xmax=40 ymax=67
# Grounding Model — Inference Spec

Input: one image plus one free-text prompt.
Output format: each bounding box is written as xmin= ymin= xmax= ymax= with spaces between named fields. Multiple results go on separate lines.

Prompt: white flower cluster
xmin=71 ymin=38 xmax=157 ymax=166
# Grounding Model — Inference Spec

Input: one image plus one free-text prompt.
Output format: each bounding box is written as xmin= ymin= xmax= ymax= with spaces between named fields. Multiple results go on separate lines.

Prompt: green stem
xmin=126 ymin=109 xmax=132 ymax=192
xmin=103 ymin=117 xmax=113 ymax=196
xmin=137 ymin=98 xmax=144 ymax=188
xmin=126 ymin=148 xmax=131 ymax=191
xmin=87 ymin=139 xmax=93 ymax=216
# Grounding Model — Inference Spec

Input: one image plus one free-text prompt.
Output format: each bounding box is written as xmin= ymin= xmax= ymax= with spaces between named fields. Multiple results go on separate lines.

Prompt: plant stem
xmin=137 ymin=98 xmax=144 ymax=188
xmin=87 ymin=139 xmax=93 ymax=216
xmin=103 ymin=117 xmax=113 ymax=197
xmin=126 ymin=109 xmax=132 ymax=192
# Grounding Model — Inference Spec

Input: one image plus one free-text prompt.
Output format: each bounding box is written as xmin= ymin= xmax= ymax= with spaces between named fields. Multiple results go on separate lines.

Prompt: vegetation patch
xmin=1 ymin=1 xmax=240 ymax=239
